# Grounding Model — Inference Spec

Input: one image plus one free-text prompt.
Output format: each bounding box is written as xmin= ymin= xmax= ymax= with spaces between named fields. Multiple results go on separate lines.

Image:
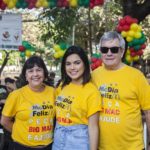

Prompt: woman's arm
xmin=1 ymin=115 xmax=14 ymax=132
xmin=88 ymin=112 xmax=99 ymax=150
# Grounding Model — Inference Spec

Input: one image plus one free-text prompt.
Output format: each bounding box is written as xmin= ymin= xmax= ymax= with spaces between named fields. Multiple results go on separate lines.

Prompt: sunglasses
xmin=100 ymin=47 xmax=120 ymax=54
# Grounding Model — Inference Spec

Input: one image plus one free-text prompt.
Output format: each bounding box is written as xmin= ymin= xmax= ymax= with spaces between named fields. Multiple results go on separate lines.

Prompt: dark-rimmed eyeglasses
xmin=100 ymin=47 xmax=120 ymax=54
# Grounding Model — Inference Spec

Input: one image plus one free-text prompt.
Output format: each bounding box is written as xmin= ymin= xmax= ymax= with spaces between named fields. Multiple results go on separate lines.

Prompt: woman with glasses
xmin=52 ymin=45 xmax=101 ymax=150
xmin=92 ymin=31 xmax=150 ymax=150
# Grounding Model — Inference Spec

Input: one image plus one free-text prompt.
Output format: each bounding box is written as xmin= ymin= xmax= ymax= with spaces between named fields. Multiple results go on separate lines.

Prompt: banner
xmin=0 ymin=14 xmax=22 ymax=50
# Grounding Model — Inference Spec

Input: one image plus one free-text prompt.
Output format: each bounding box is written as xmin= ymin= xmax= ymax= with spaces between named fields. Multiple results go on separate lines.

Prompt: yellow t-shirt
xmin=92 ymin=65 xmax=150 ymax=150
xmin=2 ymin=85 xmax=55 ymax=146
xmin=55 ymin=82 xmax=101 ymax=126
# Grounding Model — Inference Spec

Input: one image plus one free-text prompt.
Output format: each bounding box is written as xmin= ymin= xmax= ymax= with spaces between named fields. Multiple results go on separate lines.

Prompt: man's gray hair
xmin=99 ymin=31 xmax=125 ymax=50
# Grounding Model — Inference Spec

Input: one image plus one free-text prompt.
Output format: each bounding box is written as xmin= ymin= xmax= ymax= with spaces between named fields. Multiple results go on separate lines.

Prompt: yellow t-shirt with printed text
xmin=55 ymin=82 xmax=101 ymax=126
xmin=92 ymin=65 xmax=150 ymax=150
xmin=2 ymin=85 xmax=55 ymax=146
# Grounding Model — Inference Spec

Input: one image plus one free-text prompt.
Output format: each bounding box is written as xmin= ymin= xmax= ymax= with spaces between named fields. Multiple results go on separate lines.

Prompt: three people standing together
xmin=1 ymin=31 xmax=150 ymax=150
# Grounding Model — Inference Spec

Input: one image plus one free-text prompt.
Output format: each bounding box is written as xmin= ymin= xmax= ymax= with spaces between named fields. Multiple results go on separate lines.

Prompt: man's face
xmin=100 ymin=38 xmax=125 ymax=70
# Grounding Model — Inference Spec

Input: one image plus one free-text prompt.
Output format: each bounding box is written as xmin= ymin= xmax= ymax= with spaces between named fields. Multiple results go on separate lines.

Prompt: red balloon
xmin=28 ymin=3 xmax=35 ymax=9
xmin=119 ymin=19 xmax=126 ymax=26
xmin=0 ymin=1 xmax=6 ymax=10
xmin=125 ymin=16 xmax=134 ymax=25
xmin=136 ymin=50 xmax=143 ymax=56
xmin=140 ymin=44 xmax=146 ymax=49
xmin=91 ymin=57 xmax=97 ymax=63
xmin=117 ymin=25 xmax=123 ymax=32
xmin=123 ymin=25 xmax=130 ymax=31
xmin=90 ymin=2 xmax=94 ymax=9
xmin=130 ymin=51 xmax=136 ymax=57
xmin=132 ymin=18 xmax=138 ymax=23
xmin=129 ymin=47 xmax=135 ymax=52
xmin=94 ymin=0 xmax=104 ymax=5
xmin=19 ymin=45 xmax=26 ymax=52
xmin=57 ymin=0 xmax=63 ymax=7
xmin=95 ymin=59 xmax=102 ymax=67
xmin=62 ymin=0 xmax=69 ymax=7
xmin=91 ymin=63 xmax=96 ymax=70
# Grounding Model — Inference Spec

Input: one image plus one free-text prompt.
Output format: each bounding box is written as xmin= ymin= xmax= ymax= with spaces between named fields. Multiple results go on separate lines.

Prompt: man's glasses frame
xmin=100 ymin=47 xmax=120 ymax=54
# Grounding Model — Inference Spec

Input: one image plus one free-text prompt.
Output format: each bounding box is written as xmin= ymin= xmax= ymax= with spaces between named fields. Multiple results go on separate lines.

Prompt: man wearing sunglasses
xmin=92 ymin=31 xmax=150 ymax=150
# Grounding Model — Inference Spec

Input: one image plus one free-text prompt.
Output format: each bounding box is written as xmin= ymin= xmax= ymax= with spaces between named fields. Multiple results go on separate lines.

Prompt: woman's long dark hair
xmin=61 ymin=45 xmax=91 ymax=88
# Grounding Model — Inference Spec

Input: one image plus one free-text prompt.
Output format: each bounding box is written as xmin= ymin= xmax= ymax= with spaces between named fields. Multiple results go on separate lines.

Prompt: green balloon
xmin=84 ymin=0 xmax=90 ymax=7
xmin=134 ymin=45 xmax=141 ymax=50
xmin=49 ymin=1 xmax=57 ymax=8
xmin=59 ymin=42 xmax=67 ymax=50
xmin=30 ymin=47 xmax=36 ymax=51
xmin=78 ymin=0 xmax=84 ymax=6
xmin=22 ymin=41 xmax=28 ymax=47
xmin=132 ymin=39 xmax=139 ymax=46
xmin=128 ymin=42 xmax=133 ymax=47
xmin=16 ymin=2 xmax=21 ymax=8
xmin=20 ymin=52 xmax=25 ymax=57
xmin=22 ymin=2 xmax=28 ymax=8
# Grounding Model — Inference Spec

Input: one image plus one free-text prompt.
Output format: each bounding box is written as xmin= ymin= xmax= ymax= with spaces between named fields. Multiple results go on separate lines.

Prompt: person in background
xmin=92 ymin=31 xmax=150 ymax=150
xmin=52 ymin=46 xmax=101 ymax=150
xmin=0 ymin=77 xmax=16 ymax=150
xmin=0 ymin=84 xmax=8 ymax=150
xmin=1 ymin=56 xmax=56 ymax=150
xmin=4 ymin=77 xmax=16 ymax=93
xmin=46 ymin=71 xmax=56 ymax=87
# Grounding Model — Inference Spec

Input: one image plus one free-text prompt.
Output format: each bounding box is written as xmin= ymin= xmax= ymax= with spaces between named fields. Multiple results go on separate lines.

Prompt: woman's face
xmin=25 ymin=65 xmax=45 ymax=89
xmin=65 ymin=54 xmax=85 ymax=84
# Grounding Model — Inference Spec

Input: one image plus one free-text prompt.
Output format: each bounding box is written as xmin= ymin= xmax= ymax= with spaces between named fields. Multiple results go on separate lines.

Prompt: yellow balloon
xmin=126 ymin=55 xmax=133 ymax=63
xmin=35 ymin=1 xmax=42 ymax=8
xmin=126 ymin=36 xmax=133 ymax=42
xmin=133 ymin=56 xmax=139 ymax=61
xmin=53 ymin=44 xmax=61 ymax=52
xmin=134 ymin=32 xmax=142 ymax=39
xmin=43 ymin=1 xmax=49 ymax=7
xmin=126 ymin=49 xmax=130 ymax=55
xmin=121 ymin=31 xmax=127 ymax=38
xmin=127 ymin=30 xmax=135 ymax=37
xmin=8 ymin=1 xmax=16 ymax=9
xmin=38 ymin=0 xmax=43 ymax=3
xmin=130 ymin=23 xmax=139 ymax=31
xmin=137 ymin=26 xmax=142 ymax=32
xmin=3 ymin=0 xmax=9 ymax=4
xmin=25 ymin=50 xmax=31 ymax=57
xmin=54 ymin=53 xmax=60 ymax=59
xmin=69 ymin=0 xmax=78 ymax=7
xmin=12 ymin=0 xmax=17 ymax=3
xmin=59 ymin=50 xmax=65 ymax=57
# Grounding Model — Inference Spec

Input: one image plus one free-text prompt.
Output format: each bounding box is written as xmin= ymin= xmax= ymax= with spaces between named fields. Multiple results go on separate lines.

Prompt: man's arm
xmin=88 ymin=112 xmax=99 ymax=150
